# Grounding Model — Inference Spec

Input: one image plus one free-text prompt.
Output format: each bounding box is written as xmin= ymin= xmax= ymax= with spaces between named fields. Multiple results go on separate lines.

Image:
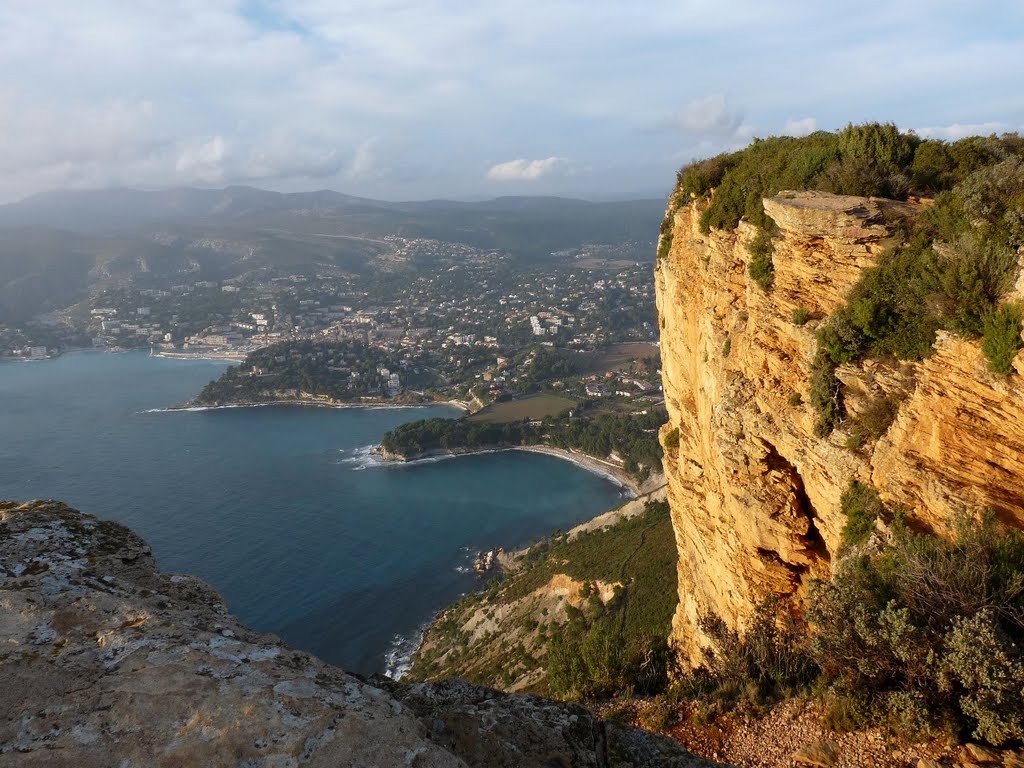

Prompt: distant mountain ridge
xmin=0 ymin=185 xmax=661 ymax=236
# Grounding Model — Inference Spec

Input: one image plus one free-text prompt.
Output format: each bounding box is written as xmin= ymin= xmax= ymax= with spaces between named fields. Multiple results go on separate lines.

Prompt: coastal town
xmin=3 ymin=235 xmax=663 ymax=409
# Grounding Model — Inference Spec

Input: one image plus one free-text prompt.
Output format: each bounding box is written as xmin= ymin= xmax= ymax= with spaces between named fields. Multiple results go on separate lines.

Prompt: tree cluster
xmin=380 ymin=409 xmax=666 ymax=481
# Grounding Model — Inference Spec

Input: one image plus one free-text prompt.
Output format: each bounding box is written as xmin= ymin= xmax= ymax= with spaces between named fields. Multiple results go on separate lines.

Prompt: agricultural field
xmin=468 ymin=393 xmax=578 ymax=423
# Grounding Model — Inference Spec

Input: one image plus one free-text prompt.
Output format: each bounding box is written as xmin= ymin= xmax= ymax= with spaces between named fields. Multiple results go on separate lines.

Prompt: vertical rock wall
xmin=655 ymin=191 xmax=1024 ymax=664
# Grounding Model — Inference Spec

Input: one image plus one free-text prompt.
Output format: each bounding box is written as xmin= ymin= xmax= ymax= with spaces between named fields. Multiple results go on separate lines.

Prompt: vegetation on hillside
xmin=194 ymin=339 xmax=419 ymax=405
xmin=381 ymin=409 xmax=665 ymax=481
xmin=668 ymin=498 xmax=1024 ymax=746
xmin=663 ymin=124 xmax=1024 ymax=434
xmin=810 ymin=510 xmax=1024 ymax=744
xmin=408 ymin=500 xmax=678 ymax=700
xmin=746 ymin=227 xmax=775 ymax=291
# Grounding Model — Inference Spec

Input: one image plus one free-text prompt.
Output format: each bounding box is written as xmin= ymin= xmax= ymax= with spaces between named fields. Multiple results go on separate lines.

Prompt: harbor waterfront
xmin=0 ymin=351 xmax=626 ymax=674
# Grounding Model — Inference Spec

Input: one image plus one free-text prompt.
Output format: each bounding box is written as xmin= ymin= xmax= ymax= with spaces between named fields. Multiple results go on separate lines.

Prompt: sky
xmin=1 ymin=1 xmax=1022 ymax=203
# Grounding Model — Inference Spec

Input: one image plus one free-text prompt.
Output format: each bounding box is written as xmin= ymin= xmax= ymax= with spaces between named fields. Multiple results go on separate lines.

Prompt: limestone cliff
xmin=655 ymin=191 xmax=1024 ymax=664
xmin=0 ymin=500 xmax=710 ymax=767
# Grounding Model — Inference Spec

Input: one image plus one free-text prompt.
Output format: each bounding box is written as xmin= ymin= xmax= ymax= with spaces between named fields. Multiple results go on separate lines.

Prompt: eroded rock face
xmin=655 ymin=191 xmax=1024 ymax=664
xmin=0 ymin=500 xmax=710 ymax=768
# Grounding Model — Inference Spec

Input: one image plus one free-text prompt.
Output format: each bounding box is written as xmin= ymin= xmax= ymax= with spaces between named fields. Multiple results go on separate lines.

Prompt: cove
xmin=0 ymin=351 xmax=626 ymax=673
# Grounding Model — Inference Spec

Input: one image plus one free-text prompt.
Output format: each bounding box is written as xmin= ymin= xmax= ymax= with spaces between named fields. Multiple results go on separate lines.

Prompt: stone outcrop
xmin=655 ymin=191 xmax=1024 ymax=664
xmin=0 ymin=500 xmax=711 ymax=767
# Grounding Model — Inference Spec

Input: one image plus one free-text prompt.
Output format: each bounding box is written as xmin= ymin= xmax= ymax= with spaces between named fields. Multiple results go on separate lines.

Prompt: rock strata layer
xmin=0 ymin=500 xmax=711 ymax=768
xmin=655 ymin=191 xmax=1024 ymax=663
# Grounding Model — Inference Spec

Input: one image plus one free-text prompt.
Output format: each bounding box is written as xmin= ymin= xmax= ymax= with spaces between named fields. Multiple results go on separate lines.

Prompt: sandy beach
xmin=377 ymin=443 xmax=644 ymax=495
xmin=511 ymin=445 xmax=641 ymax=494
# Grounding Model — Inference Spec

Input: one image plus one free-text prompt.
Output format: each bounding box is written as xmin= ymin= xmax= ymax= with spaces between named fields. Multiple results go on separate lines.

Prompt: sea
xmin=0 ymin=351 xmax=626 ymax=676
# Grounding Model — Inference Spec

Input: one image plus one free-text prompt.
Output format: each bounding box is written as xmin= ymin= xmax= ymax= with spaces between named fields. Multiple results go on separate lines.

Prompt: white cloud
xmin=0 ymin=97 xmax=163 ymax=175
xmin=783 ymin=117 xmax=817 ymax=137
xmin=913 ymin=121 xmax=1014 ymax=140
xmin=486 ymin=157 xmax=567 ymax=182
xmin=0 ymin=2 xmax=1022 ymax=201
xmin=239 ymin=140 xmax=342 ymax=181
xmin=674 ymin=95 xmax=743 ymax=136
xmin=348 ymin=138 xmax=380 ymax=181
xmin=175 ymin=135 xmax=228 ymax=184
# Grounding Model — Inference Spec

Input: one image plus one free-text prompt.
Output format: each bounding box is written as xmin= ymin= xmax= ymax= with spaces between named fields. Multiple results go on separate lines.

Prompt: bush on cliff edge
xmin=675 ymin=507 xmax=1024 ymax=745
xmin=810 ymin=511 xmax=1024 ymax=744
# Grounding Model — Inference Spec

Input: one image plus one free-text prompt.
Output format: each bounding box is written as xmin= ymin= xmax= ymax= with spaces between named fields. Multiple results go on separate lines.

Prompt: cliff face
xmin=655 ymin=191 xmax=1024 ymax=664
xmin=0 ymin=500 xmax=708 ymax=768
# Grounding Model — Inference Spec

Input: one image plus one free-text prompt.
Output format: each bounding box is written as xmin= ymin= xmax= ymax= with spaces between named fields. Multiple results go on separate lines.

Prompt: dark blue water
xmin=0 ymin=351 xmax=625 ymax=674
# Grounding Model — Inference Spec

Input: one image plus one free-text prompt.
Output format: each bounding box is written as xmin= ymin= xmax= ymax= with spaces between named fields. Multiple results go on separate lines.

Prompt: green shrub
xmin=982 ymin=303 xmax=1023 ymax=376
xmin=665 ymin=508 xmax=1024 ymax=746
xmin=821 ymin=122 xmax=917 ymax=199
xmin=676 ymin=152 xmax=740 ymax=200
xmin=722 ymin=337 xmax=732 ymax=358
xmin=657 ymin=234 xmax=672 ymax=260
xmin=819 ymin=684 xmax=873 ymax=732
xmin=792 ymin=307 xmax=812 ymax=325
xmin=847 ymin=394 xmax=900 ymax=447
xmin=943 ymin=610 xmax=1024 ymax=745
xmin=839 ymin=480 xmax=886 ymax=548
xmin=676 ymin=124 xmax=924 ymax=234
xmin=810 ymin=349 xmax=843 ymax=437
xmin=638 ymin=698 xmax=675 ymax=732
xmin=817 ymin=310 xmax=865 ymax=366
xmin=673 ymin=596 xmax=816 ymax=718
xmin=788 ymin=393 xmax=803 ymax=407
xmin=809 ymin=512 xmax=1024 ymax=745
xmin=747 ymin=228 xmax=775 ymax=291
xmin=911 ymin=140 xmax=956 ymax=192
xmin=942 ymin=234 xmax=1019 ymax=337
xmin=657 ymin=213 xmax=674 ymax=260
xmin=547 ymin=614 xmax=674 ymax=701
xmin=663 ymin=426 xmax=680 ymax=450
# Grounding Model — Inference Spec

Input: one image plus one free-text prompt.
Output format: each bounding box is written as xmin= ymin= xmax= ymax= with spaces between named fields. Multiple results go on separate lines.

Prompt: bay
xmin=0 ymin=351 xmax=626 ymax=674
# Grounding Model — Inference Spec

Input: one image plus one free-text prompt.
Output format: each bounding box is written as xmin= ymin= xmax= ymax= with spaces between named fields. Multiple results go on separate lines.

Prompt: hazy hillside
xmin=0 ymin=186 xmax=662 ymax=322
xmin=0 ymin=186 xmax=662 ymax=249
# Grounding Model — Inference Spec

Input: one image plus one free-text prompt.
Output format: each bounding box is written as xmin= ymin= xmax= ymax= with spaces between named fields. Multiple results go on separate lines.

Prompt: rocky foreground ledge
xmin=0 ymin=500 xmax=711 ymax=767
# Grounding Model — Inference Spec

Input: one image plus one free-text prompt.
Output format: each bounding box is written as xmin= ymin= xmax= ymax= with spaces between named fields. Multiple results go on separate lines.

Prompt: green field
xmin=468 ymin=393 xmax=578 ymax=423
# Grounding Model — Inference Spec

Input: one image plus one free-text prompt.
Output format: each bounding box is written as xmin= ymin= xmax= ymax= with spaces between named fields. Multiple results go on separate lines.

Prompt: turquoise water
xmin=0 ymin=352 xmax=625 ymax=674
